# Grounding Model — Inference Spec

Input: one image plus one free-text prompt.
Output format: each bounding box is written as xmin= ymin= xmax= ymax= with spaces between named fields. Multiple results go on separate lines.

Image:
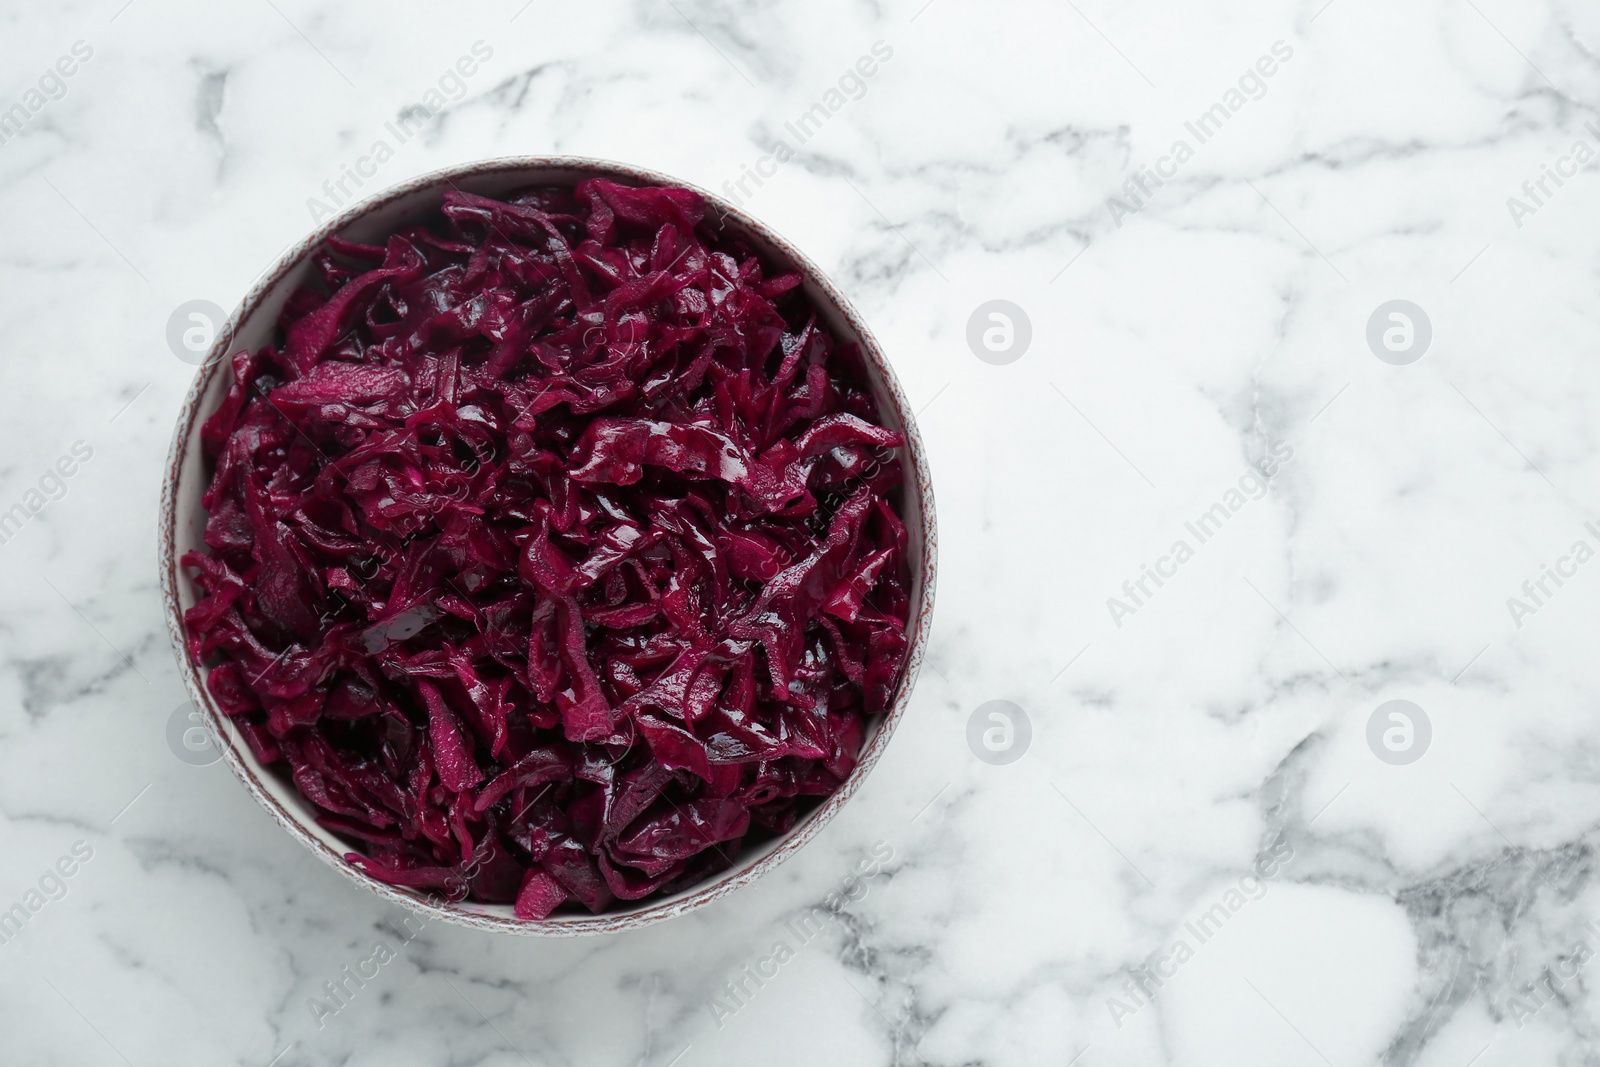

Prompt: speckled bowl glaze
xmin=160 ymin=157 xmax=937 ymax=936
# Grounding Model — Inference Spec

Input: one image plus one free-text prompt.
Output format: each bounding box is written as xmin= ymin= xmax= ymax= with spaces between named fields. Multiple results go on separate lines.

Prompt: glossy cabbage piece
xmin=182 ymin=180 xmax=911 ymax=918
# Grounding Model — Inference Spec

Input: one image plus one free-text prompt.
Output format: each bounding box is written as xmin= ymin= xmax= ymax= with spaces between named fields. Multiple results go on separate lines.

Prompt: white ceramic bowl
xmin=160 ymin=157 xmax=937 ymax=935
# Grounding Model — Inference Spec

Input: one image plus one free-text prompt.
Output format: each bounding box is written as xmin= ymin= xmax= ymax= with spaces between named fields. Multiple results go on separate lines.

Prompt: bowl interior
xmin=165 ymin=159 xmax=935 ymax=934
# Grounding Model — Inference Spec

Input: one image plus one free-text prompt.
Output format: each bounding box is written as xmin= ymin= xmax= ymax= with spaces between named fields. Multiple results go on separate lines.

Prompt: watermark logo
xmin=1366 ymin=699 xmax=1430 ymax=765
xmin=1504 ymin=922 xmax=1600 ymax=1027
xmin=719 ymin=41 xmax=894 ymax=209
xmin=306 ymin=41 xmax=495 ymax=223
xmin=966 ymin=700 xmax=1031 ymax=765
xmin=1107 ymin=40 xmax=1295 ymax=227
xmin=1365 ymin=300 xmax=1431 ymax=365
xmin=167 ymin=701 xmax=221 ymax=767
xmin=308 ymin=850 xmax=488 ymax=1030
xmin=0 ymin=440 xmax=94 ymax=548
xmin=166 ymin=299 xmax=231 ymax=366
xmin=0 ymin=40 xmax=93 ymax=148
xmin=1106 ymin=441 xmax=1294 ymax=627
xmin=1106 ymin=835 xmax=1295 ymax=1028
xmin=966 ymin=300 xmax=1031 ymax=365
xmin=1505 ymin=521 xmax=1600 ymax=629
xmin=1506 ymin=120 xmax=1600 ymax=230
xmin=0 ymin=841 xmax=94 ymax=948
xmin=706 ymin=842 xmax=894 ymax=1028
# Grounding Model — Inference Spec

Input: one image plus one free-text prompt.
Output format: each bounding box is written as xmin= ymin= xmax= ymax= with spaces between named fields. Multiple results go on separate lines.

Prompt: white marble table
xmin=3 ymin=0 xmax=1600 ymax=1063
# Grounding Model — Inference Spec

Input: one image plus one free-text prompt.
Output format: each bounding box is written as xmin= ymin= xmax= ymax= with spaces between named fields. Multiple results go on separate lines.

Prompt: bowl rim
xmin=159 ymin=155 xmax=938 ymax=936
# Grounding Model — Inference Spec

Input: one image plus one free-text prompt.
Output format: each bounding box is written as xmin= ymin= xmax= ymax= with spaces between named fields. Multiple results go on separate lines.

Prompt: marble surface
xmin=4 ymin=0 xmax=1600 ymax=1063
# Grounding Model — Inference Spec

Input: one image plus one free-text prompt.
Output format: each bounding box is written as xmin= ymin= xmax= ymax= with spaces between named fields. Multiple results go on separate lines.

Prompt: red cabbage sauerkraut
xmin=182 ymin=179 xmax=912 ymax=917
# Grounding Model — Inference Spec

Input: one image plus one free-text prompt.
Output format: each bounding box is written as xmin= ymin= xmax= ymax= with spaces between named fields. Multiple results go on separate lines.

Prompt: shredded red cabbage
xmin=182 ymin=179 xmax=912 ymax=918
